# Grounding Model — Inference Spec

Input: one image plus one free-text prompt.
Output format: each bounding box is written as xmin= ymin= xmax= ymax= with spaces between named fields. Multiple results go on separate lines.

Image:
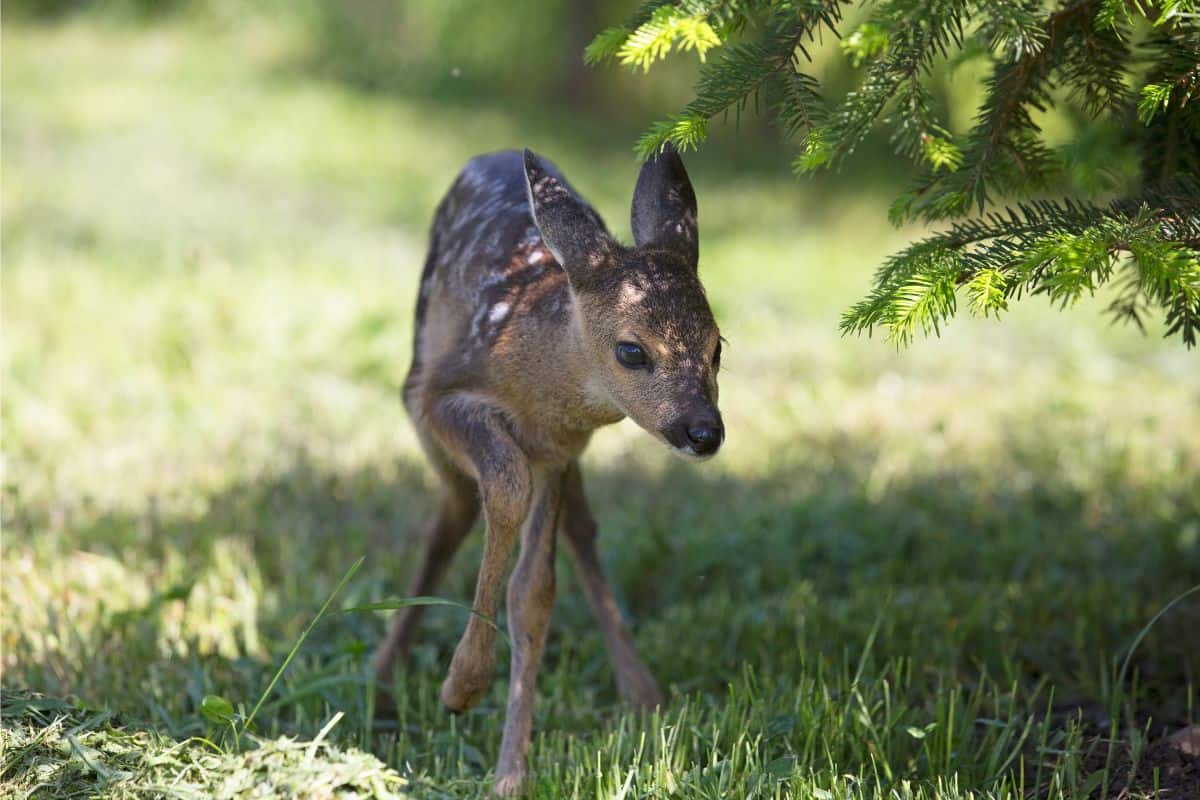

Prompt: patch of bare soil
xmin=1082 ymin=728 xmax=1200 ymax=799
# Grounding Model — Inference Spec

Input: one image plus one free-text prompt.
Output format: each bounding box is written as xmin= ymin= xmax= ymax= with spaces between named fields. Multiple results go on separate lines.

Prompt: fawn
xmin=371 ymin=144 xmax=724 ymax=795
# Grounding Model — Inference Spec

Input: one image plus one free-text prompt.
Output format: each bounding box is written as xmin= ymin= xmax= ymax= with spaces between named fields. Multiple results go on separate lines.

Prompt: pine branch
xmin=585 ymin=0 xmax=681 ymax=65
xmin=772 ymin=61 xmax=825 ymax=139
xmin=927 ymin=1 xmax=1093 ymax=220
xmin=635 ymin=2 xmax=846 ymax=156
xmin=615 ymin=5 xmax=723 ymax=72
xmin=843 ymin=179 xmax=1200 ymax=346
xmin=796 ymin=0 xmax=966 ymax=174
xmin=1139 ymin=28 xmax=1200 ymax=185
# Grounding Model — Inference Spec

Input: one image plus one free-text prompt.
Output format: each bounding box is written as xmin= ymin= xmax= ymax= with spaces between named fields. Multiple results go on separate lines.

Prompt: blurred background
xmin=3 ymin=1 xmax=1199 ymax=796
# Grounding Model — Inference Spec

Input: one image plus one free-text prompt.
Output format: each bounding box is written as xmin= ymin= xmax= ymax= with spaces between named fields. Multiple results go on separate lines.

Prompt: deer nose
xmin=686 ymin=422 xmax=723 ymax=455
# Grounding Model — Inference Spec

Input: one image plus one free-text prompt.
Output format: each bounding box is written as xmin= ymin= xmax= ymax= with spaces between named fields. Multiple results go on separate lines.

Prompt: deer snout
xmin=663 ymin=413 xmax=724 ymax=459
xmin=686 ymin=421 xmax=723 ymax=455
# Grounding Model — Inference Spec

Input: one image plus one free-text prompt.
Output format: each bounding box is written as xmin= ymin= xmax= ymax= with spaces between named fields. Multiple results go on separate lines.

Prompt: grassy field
xmin=3 ymin=15 xmax=1200 ymax=800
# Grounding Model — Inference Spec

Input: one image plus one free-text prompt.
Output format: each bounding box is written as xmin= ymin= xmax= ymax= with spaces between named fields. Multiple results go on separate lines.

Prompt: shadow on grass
xmin=4 ymin=434 xmax=1199 ymax=783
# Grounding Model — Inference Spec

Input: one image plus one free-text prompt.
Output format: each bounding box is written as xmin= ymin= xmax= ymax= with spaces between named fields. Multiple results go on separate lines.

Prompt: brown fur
xmin=372 ymin=146 xmax=723 ymax=795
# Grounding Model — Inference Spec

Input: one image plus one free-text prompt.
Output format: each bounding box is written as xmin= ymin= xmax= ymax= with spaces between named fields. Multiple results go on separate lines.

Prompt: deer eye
xmin=712 ymin=341 xmax=722 ymax=370
xmin=615 ymin=342 xmax=649 ymax=369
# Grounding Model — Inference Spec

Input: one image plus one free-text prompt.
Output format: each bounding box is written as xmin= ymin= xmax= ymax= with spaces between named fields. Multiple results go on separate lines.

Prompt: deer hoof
xmin=492 ymin=771 xmax=526 ymax=797
xmin=440 ymin=658 xmax=494 ymax=712
xmin=441 ymin=647 xmax=496 ymax=714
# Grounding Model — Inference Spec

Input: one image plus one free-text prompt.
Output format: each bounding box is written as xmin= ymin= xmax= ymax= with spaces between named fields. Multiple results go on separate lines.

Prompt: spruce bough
xmin=588 ymin=0 xmax=1200 ymax=347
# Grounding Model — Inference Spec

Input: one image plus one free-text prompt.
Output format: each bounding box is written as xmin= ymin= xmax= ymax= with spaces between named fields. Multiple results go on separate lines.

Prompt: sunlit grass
xmin=3 ymin=16 xmax=1198 ymax=799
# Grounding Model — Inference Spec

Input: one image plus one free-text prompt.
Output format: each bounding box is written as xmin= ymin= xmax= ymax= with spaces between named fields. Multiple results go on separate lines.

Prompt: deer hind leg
xmin=371 ymin=456 xmax=479 ymax=690
xmin=560 ymin=461 xmax=664 ymax=709
xmin=493 ymin=466 xmax=564 ymax=796
xmin=427 ymin=393 xmax=533 ymax=713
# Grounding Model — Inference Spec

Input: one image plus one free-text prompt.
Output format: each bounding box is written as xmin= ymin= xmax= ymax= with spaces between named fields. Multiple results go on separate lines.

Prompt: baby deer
xmin=371 ymin=145 xmax=724 ymax=795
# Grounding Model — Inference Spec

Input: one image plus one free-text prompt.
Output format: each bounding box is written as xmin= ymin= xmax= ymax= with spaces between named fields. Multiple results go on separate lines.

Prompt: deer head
xmin=524 ymin=145 xmax=724 ymax=459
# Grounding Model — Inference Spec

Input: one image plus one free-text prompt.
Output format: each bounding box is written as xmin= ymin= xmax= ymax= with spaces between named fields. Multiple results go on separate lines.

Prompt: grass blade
xmin=242 ymin=555 xmax=365 ymax=735
xmin=341 ymin=597 xmax=509 ymax=645
xmin=1116 ymin=583 xmax=1200 ymax=694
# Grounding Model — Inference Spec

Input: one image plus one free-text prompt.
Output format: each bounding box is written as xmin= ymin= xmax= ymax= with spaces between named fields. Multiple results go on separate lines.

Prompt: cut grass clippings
xmin=1 ymin=690 xmax=417 ymax=799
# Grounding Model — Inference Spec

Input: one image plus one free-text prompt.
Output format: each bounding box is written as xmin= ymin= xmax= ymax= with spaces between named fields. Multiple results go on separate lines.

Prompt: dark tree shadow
xmin=4 ymin=431 xmax=1198 ymax=776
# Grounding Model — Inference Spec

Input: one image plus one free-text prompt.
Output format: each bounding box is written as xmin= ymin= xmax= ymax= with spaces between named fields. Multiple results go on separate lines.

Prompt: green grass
xmin=3 ymin=15 xmax=1199 ymax=800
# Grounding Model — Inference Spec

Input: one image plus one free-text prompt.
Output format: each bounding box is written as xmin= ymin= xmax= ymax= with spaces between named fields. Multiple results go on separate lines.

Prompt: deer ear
xmin=523 ymin=149 xmax=615 ymax=288
xmin=630 ymin=142 xmax=698 ymax=266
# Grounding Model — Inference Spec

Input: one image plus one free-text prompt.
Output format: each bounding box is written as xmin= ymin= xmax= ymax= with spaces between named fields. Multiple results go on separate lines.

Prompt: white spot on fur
xmin=489 ymin=302 xmax=510 ymax=323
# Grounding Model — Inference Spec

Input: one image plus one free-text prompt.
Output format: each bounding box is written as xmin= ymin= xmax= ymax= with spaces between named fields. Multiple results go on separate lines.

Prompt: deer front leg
xmin=493 ymin=467 xmax=564 ymax=796
xmin=561 ymin=461 xmax=664 ymax=709
xmin=371 ymin=465 xmax=479 ymax=694
xmin=430 ymin=394 xmax=533 ymax=713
